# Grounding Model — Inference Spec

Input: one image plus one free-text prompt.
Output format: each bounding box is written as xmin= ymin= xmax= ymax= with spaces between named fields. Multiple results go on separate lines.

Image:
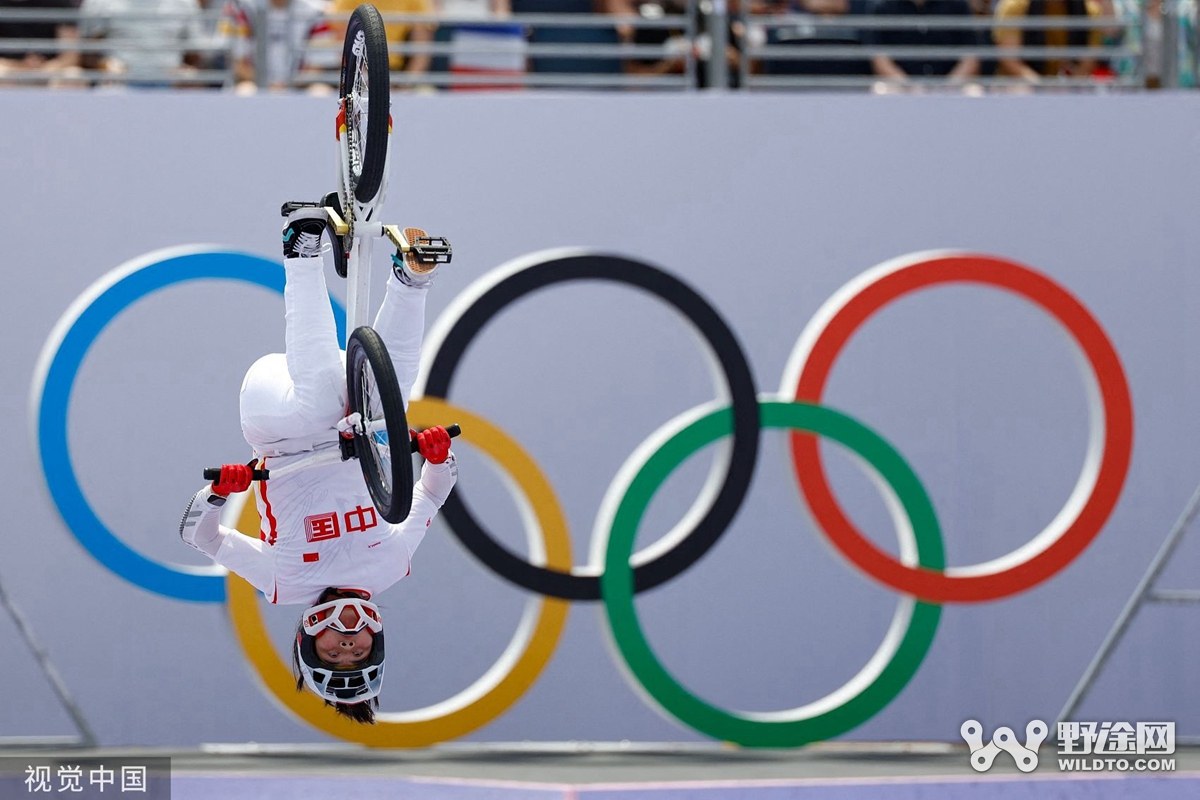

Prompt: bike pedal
xmin=280 ymin=200 xmax=322 ymax=217
xmin=412 ymin=236 xmax=453 ymax=265
xmin=339 ymin=433 xmax=357 ymax=461
xmin=322 ymin=191 xmax=350 ymax=278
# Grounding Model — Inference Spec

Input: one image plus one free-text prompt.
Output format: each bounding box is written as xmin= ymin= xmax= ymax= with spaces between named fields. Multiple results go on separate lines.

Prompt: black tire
xmin=340 ymin=4 xmax=390 ymax=205
xmin=346 ymin=326 xmax=412 ymax=524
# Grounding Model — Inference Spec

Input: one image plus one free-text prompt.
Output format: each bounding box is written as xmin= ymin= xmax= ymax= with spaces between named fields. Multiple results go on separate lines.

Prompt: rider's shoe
xmin=391 ymin=228 xmax=452 ymax=287
xmin=281 ymin=205 xmax=327 ymax=260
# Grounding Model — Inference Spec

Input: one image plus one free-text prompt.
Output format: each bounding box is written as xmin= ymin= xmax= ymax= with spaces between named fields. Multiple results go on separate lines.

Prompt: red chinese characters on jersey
xmin=302 ymin=506 xmax=378 ymax=544
xmin=304 ymin=512 xmax=341 ymax=542
xmin=344 ymin=505 xmax=377 ymax=533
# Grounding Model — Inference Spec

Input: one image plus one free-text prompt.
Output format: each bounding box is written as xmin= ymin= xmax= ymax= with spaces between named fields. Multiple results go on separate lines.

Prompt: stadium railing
xmin=0 ymin=1 xmax=1194 ymax=92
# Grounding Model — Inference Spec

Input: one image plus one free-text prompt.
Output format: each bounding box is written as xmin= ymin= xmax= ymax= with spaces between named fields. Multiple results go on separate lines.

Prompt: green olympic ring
xmin=600 ymin=399 xmax=945 ymax=747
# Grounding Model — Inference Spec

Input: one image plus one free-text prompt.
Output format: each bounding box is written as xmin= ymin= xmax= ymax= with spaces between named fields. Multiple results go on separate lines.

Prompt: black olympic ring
xmin=422 ymin=253 xmax=761 ymax=600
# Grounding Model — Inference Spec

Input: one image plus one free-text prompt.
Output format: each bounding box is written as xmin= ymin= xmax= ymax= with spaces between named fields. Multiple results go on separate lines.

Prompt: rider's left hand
xmin=416 ymin=426 xmax=451 ymax=465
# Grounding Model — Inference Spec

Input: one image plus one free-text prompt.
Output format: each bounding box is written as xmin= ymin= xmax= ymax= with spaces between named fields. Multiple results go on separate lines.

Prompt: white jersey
xmin=186 ymin=454 xmax=456 ymax=605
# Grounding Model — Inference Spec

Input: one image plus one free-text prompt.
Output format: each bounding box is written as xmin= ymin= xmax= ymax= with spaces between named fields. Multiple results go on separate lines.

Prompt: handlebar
xmin=203 ymin=423 xmax=461 ymax=482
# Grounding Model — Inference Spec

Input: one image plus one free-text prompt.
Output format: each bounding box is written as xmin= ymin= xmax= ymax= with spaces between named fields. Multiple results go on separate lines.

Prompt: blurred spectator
xmin=516 ymin=0 xmax=622 ymax=77
xmin=78 ymin=0 xmax=205 ymax=83
xmin=612 ymin=0 xmax=751 ymax=86
xmin=867 ymin=0 xmax=980 ymax=84
xmin=702 ymin=0 xmax=753 ymax=87
xmin=620 ymin=0 xmax=689 ymax=77
xmin=217 ymin=0 xmax=329 ymax=91
xmin=1109 ymin=0 xmax=1196 ymax=87
xmin=757 ymin=0 xmax=875 ymax=81
xmin=621 ymin=0 xmax=808 ymax=83
xmin=434 ymin=0 xmax=524 ymax=89
xmin=1173 ymin=0 xmax=1196 ymax=86
xmin=992 ymin=0 xmax=1102 ymax=81
xmin=438 ymin=0 xmax=510 ymax=23
xmin=0 ymin=0 xmax=81 ymax=81
xmin=326 ymin=0 xmax=433 ymax=80
xmin=795 ymin=0 xmax=849 ymax=11
xmin=440 ymin=0 xmax=508 ymax=14
xmin=968 ymin=0 xmax=998 ymax=76
xmin=1097 ymin=0 xmax=1133 ymax=81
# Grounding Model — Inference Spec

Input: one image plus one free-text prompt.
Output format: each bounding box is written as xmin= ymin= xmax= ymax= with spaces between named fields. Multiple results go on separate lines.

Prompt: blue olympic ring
xmin=34 ymin=247 xmax=346 ymax=602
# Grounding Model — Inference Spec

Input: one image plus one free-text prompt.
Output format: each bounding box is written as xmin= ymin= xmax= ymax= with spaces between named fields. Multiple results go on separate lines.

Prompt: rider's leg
xmin=374 ymin=230 xmax=448 ymax=407
xmin=371 ymin=271 xmax=428 ymax=411
xmin=240 ymin=213 xmax=346 ymax=455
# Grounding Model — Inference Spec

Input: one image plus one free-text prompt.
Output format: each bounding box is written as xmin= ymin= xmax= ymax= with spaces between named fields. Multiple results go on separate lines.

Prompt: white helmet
xmin=294 ymin=597 xmax=385 ymax=704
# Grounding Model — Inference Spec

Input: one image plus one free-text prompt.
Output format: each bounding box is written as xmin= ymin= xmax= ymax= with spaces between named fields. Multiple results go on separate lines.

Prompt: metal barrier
xmin=0 ymin=2 xmax=1195 ymax=91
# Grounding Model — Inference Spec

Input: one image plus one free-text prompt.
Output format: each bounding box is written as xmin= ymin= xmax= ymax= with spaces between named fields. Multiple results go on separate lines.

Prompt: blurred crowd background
xmin=0 ymin=0 xmax=1195 ymax=93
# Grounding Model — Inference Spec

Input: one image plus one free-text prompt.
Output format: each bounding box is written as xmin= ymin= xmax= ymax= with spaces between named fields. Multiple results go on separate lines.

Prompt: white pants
xmin=239 ymin=257 xmax=428 ymax=457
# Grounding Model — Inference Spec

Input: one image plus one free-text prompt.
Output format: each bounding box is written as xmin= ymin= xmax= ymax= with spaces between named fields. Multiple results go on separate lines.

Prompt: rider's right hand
xmin=211 ymin=463 xmax=254 ymax=496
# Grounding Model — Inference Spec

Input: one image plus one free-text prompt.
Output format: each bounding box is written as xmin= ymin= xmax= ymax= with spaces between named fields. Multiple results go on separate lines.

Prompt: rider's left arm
xmin=372 ymin=454 xmax=458 ymax=582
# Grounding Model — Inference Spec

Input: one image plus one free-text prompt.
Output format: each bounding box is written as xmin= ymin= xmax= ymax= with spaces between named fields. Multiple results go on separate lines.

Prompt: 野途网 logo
xmin=1055 ymin=721 xmax=1176 ymax=773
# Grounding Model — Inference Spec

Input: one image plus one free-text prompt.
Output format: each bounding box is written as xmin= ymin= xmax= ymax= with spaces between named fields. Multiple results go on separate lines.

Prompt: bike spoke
xmin=350 ymin=57 xmax=369 ymax=184
xmin=360 ymin=365 xmax=391 ymax=495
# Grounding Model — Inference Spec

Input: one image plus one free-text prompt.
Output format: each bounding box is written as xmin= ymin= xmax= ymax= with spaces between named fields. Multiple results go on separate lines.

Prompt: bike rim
xmin=348 ymin=43 xmax=369 ymax=192
xmin=360 ymin=360 xmax=391 ymax=499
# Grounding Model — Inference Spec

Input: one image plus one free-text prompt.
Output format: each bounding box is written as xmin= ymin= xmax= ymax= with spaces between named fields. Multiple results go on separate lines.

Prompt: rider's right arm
xmin=393 ymin=454 xmax=458 ymax=564
xmin=179 ymin=486 xmax=275 ymax=596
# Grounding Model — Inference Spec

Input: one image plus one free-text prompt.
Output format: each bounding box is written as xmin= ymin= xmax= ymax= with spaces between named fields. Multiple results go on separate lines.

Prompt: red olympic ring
xmin=787 ymin=252 xmax=1134 ymax=603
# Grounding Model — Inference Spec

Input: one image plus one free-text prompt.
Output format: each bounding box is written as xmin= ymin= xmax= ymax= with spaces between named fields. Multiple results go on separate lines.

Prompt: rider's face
xmin=313 ymin=605 xmax=376 ymax=667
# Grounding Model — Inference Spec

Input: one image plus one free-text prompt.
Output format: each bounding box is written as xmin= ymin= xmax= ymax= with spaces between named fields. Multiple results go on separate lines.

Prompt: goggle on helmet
xmin=294 ymin=598 xmax=386 ymax=704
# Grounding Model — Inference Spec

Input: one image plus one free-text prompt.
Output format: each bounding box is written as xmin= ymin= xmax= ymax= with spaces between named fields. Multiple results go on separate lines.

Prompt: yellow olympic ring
xmin=225 ymin=397 xmax=572 ymax=747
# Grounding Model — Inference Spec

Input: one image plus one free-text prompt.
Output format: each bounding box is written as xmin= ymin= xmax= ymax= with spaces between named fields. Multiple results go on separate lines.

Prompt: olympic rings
xmin=30 ymin=247 xmax=344 ymax=602
xmin=782 ymin=252 xmax=1133 ymax=603
xmin=599 ymin=400 xmax=944 ymax=747
xmin=415 ymin=250 xmax=761 ymax=600
xmin=226 ymin=397 xmax=572 ymax=747
xmin=36 ymin=245 xmax=1133 ymax=748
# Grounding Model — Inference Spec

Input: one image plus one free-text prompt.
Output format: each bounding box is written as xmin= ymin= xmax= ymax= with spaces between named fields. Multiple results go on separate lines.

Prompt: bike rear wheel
xmin=346 ymin=326 xmax=412 ymax=524
xmin=340 ymin=4 xmax=391 ymax=206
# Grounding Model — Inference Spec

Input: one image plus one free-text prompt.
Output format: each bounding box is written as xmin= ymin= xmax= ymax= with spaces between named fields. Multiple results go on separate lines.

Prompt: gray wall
xmin=3 ymin=90 xmax=1199 ymax=747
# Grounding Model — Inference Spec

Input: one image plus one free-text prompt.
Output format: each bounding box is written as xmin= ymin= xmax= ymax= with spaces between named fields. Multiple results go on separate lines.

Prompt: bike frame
xmin=279 ymin=93 xmax=446 ymax=479
xmin=267 ymin=97 xmax=396 ymax=478
xmin=339 ymin=91 xmax=393 ymax=343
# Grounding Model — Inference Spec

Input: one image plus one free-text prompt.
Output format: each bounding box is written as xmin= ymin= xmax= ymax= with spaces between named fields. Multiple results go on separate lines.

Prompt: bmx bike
xmin=205 ymin=4 xmax=455 ymax=524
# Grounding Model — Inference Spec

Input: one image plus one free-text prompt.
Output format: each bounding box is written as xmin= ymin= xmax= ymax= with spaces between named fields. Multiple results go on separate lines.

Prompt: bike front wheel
xmin=346 ymin=326 xmax=412 ymax=524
